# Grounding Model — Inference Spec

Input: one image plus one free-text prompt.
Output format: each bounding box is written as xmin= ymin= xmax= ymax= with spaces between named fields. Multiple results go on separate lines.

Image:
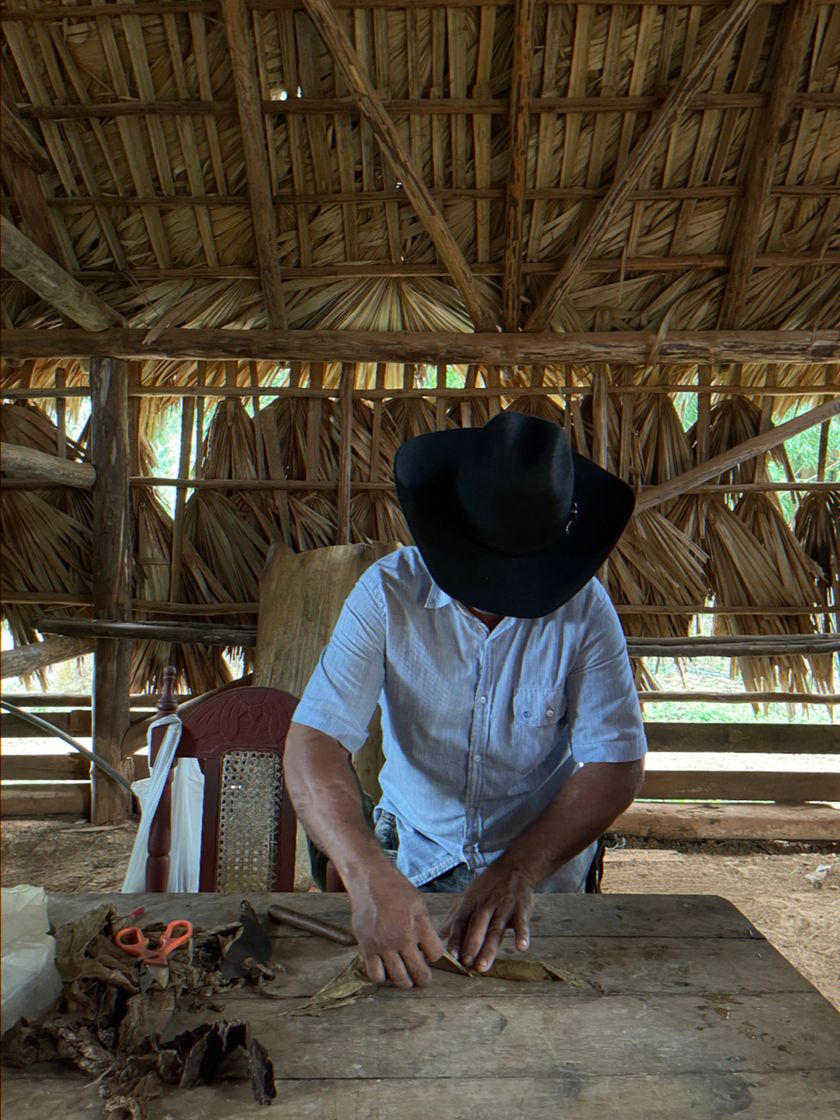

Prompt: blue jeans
xmin=373 ymin=809 xmax=605 ymax=894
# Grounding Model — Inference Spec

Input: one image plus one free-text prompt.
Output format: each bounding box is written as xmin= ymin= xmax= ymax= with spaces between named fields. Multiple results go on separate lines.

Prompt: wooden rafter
xmin=1 ymin=87 xmax=58 ymax=259
xmin=0 ymin=217 xmax=124 ymax=330
xmin=718 ymin=0 xmax=817 ymax=327
xmin=525 ymin=0 xmax=762 ymax=331
xmin=219 ymin=0 xmax=288 ymax=329
xmin=2 ymin=327 xmax=837 ymax=365
xmin=502 ymin=0 xmax=536 ymax=330
xmin=300 ymin=0 xmax=496 ymax=331
xmin=1 ymin=90 xmax=50 ymax=171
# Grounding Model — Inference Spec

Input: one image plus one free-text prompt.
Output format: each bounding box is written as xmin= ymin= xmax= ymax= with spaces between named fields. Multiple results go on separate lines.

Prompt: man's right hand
xmin=349 ymin=868 xmax=444 ymax=988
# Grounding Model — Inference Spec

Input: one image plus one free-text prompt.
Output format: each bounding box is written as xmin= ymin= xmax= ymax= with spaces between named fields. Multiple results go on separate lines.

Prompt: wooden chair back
xmin=146 ymin=670 xmax=298 ymax=892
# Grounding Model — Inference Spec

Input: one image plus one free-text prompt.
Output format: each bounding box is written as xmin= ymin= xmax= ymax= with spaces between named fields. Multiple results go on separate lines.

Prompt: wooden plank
xmin=219 ymin=0 xmax=287 ymax=328
xmin=1 ymin=637 xmax=94 ymax=681
xmin=0 ymin=785 xmax=90 ymax=818
xmin=615 ymin=801 xmax=840 ymax=841
xmin=645 ymin=722 xmax=839 ymax=752
xmin=501 ymin=0 xmax=536 ymax=329
xmin=48 ymin=892 xmax=764 ymax=940
xmin=0 ymin=753 xmax=89 ymax=781
xmin=300 ymin=0 xmax=496 ymax=330
xmin=3 ymin=1071 xmax=839 ymax=1120
xmin=718 ymin=0 xmax=818 ymax=327
xmin=0 ymin=218 xmax=123 ymax=331
xmin=3 ymin=328 xmax=838 ymax=364
xmin=0 ymin=442 xmax=95 ymax=487
xmin=90 ymin=357 xmax=133 ymax=824
xmin=641 ymin=770 xmax=840 ymax=802
xmin=525 ymin=0 xmax=763 ymax=329
xmin=635 ymin=400 xmax=840 ymax=512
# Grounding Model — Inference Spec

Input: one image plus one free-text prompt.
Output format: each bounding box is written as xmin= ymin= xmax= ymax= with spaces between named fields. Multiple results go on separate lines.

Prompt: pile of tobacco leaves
xmin=2 ymin=902 xmax=277 ymax=1119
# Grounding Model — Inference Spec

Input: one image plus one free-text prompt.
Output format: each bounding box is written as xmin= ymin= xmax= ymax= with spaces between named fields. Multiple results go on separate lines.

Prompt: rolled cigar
xmin=267 ymin=904 xmax=357 ymax=946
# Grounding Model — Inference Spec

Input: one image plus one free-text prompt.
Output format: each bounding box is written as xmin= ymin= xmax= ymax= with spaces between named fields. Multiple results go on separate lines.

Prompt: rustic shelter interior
xmin=0 ymin=1 xmax=838 ymax=843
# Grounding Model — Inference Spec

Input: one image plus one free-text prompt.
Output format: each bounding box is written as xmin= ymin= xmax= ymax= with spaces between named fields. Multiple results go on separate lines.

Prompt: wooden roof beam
xmin=2 ymin=327 xmax=837 ymax=365
xmin=300 ymin=0 xmax=496 ymax=331
xmin=0 ymin=217 xmax=124 ymax=330
xmin=1 ymin=91 xmax=50 ymax=172
xmin=502 ymin=0 xmax=536 ymax=330
xmin=220 ymin=0 xmax=287 ymax=329
xmin=718 ymin=0 xmax=817 ymax=328
xmin=525 ymin=0 xmax=761 ymax=331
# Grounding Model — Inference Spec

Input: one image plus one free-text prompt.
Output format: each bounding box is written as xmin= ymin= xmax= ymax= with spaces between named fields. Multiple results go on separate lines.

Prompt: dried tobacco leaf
xmin=294 ymin=954 xmax=373 ymax=1015
xmin=220 ymin=902 xmax=272 ymax=981
xmin=164 ymin=1019 xmax=276 ymax=1104
xmin=54 ymin=906 xmax=114 ymax=980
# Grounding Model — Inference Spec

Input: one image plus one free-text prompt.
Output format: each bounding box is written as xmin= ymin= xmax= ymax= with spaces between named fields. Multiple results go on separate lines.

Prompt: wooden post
xmin=336 ymin=364 xmax=354 ymax=544
xmin=91 ymin=356 xmax=133 ymax=823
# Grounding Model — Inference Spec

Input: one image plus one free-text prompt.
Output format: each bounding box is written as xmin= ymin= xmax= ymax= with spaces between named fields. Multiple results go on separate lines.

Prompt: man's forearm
xmin=283 ymin=722 xmax=392 ymax=890
xmin=498 ymin=760 xmax=644 ymax=886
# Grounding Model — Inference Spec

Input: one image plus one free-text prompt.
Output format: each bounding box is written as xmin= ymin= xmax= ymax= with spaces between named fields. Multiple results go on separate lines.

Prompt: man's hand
xmin=350 ymin=868 xmax=444 ymax=989
xmin=439 ymin=861 xmax=534 ymax=973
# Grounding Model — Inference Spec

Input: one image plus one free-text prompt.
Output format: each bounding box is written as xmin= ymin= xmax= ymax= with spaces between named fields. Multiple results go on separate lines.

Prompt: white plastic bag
xmin=122 ymin=714 xmax=205 ymax=892
xmin=1 ymin=885 xmax=62 ymax=1033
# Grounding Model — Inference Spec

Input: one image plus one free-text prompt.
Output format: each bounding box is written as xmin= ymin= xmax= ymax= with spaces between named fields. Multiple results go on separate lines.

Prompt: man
xmin=284 ymin=411 xmax=646 ymax=990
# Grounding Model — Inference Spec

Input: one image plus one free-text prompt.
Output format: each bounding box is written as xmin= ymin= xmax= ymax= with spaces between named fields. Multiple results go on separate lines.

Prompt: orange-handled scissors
xmin=114 ymin=920 xmax=193 ymax=966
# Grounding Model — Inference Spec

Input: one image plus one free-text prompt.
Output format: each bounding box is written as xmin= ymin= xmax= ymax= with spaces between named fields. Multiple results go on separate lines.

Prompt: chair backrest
xmin=146 ymin=677 xmax=298 ymax=892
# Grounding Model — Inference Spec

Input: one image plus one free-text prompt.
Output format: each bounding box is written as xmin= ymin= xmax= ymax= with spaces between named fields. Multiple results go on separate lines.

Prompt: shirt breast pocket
xmin=510 ymin=688 xmax=566 ymax=773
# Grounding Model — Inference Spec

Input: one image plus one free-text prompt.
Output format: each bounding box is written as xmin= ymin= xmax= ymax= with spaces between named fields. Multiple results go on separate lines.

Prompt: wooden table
xmin=3 ymin=893 xmax=839 ymax=1119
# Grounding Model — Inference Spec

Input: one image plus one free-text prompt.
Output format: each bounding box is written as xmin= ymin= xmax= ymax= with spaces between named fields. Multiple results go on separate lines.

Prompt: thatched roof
xmin=1 ymin=0 xmax=838 ymax=372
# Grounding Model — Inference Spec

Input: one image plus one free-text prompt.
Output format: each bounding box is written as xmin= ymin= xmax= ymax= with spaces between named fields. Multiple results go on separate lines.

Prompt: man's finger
xmin=365 ymin=954 xmax=386 ymax=985
xmin=513 ymin=905 xmax=531 ymax=952
xmin=460 ymin=906 xmax=496 ymax=967
xmin=402 ymin=946 xmax=433 ymax=988
xmin=418 ymin=925 xmax=445 ymax=963
xmin=382 ymin=951 xmax=414 ymax=990
xmin=474 ymin=923 xmax=507 ymax=973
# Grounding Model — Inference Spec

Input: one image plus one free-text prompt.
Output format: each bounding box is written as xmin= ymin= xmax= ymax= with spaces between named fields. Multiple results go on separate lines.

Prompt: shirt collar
xmin=423 ymin=578 xmax=456 ymax=610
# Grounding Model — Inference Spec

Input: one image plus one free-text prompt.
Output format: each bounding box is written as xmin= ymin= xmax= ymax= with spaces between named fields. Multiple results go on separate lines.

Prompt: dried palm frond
xmin=794 ymin=490 xmax=840 ymax=626
xmin=288 ymin=493 xmax=340 ymax=551
xmin=695 ymin=396 xmax=790 ymax=485
xmin=504 ymin=393 xmax=567 ymax=426
xmin=703 ymin=498 xmax=825 ymax=697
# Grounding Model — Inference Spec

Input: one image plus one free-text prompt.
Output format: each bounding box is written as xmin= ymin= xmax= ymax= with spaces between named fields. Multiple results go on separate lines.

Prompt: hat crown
xmin=455 ymin=413 xmax=574 ymax=555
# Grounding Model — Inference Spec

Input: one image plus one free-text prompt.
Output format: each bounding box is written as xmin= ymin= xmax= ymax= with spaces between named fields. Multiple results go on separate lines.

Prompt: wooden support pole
xmin=336 ymin=364 xmax=353 ymax=544
xmin=1 ymin=90 xmax=50 ymax=171
xmin=219 ymin=0 xmax=287 ymax=329
xmin=718 ymin=0 xmax=817 ymax=327
xmin=0 ymin=89 xmax=58 ymax=259
xmin=525 ymin=0 xmax=761 ymax=329
xmin=501 ymin=0 xmax=536 ymax=330
xmin=0 ymin=442 xmax=95 ymax=487
xmin=90 ymin=356 xmax=133 ymax=823
xmin=169 ymin=396 xmax=195 ymax=601
xmin=0 ymin=218 xmax=124 ymax=331
xmin=300 ymin=0 xmax=495 ymax=330
xmin=2 ymin=327 xmax=838 ymax=365
xmin=635 ymin=398 xmax=839 ymax=513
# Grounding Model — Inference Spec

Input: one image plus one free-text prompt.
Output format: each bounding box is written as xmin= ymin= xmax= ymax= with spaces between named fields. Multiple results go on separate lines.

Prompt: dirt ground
xmin=2 ymin=818 xmax=838 ymax=1012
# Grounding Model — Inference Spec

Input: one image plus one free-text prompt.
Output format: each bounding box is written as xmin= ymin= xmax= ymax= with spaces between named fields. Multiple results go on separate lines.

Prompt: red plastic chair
xmin=145 ymin=670 xmax=299 ymax=893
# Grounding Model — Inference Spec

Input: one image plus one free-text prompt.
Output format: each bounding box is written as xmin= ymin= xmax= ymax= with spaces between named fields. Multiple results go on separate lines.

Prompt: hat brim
xmin=394 ymin=427 xmax=635 ymax=618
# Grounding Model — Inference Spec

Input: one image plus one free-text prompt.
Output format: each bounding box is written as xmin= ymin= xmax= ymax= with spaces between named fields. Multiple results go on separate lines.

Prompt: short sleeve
xmin=564 ymin=584 xmax=647 ymax=764
xmin=292 ymin=571 xmax=386 ymax=752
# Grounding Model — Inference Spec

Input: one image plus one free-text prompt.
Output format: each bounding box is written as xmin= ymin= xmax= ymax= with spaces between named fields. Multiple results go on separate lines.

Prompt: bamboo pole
xmin=3 ymin=328 xmax=837 ymax=364
xmin=169 ymin=395 xmax=195 ymax=602
xmin=336 ymin=364 xmax=353 ymax=544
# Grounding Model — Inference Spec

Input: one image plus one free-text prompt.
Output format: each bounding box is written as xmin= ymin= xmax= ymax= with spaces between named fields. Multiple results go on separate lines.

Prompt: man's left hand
xmin=439 ymin=862 xmax=534 ymax=973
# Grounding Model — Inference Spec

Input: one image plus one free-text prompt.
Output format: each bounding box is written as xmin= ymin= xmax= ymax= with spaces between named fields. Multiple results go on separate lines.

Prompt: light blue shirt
xmin=293 ymin=546 xmax=647 ymax=892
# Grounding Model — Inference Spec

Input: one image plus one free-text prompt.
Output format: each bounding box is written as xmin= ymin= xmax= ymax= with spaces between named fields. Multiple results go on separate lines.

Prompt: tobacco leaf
xmin=118 ymin=990 xmax=176 ymax=1054
xmin=1 ymin=1020 xmax=59 ymax=1067
xmin=294 ymin=954 xmax=373 ymax=1015
xmin=54 ymin=905 xmax=115 ymax=980
xmin=220 ymin=901 xmax=272 ymax=981
xmin=164 ymin=1019 xmax=276 ymax=1104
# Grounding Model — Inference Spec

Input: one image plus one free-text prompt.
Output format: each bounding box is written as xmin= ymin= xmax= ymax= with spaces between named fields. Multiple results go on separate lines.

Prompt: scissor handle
xmin=158 ymin=920 xmax=193 ymax=956
xmin=114 ymin=926 xmax=149 ymax=956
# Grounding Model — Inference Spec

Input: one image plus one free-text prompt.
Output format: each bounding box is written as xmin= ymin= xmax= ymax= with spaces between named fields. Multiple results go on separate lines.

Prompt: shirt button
xmin=546 ymin=708 xmax=554 ymax=717
xmin=478 ymin=696 xmax=487 ymax=705
xmin=523 ymin=710 xmax=531 ymax=719
xmin=473 ymin=754 xmax=480 ymax=762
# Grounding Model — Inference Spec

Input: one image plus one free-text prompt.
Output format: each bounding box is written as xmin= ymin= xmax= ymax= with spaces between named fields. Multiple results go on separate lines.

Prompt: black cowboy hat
xmin=394 ymin=411 xmax=635 ymax=618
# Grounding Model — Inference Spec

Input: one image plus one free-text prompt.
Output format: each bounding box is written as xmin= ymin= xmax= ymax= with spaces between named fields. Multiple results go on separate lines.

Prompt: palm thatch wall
xmin=1 ymin=0 xmax=837 ymax=703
